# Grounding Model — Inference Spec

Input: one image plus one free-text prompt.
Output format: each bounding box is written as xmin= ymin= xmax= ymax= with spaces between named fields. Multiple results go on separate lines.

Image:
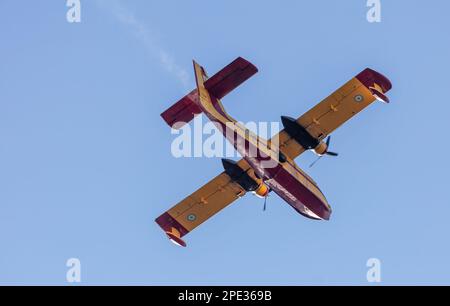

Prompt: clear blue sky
xmin=1 ymin=0 xmax=450 ymax=285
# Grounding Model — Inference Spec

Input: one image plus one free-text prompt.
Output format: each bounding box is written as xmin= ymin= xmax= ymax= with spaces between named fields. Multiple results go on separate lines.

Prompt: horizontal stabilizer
xmin=160 ymin=57 xmax=258 ymax=129
xmin=160 ymin=89 xmax=202 ymax=128
xmin=204 ymin=57 xmax=258 ymax=99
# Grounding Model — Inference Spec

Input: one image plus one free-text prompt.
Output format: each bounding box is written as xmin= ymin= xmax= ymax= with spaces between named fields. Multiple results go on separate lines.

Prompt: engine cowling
xmin=222 ymin=159 xmax=270 ymax=197
xmin=253 ymin=183 xmax=269 ymax=198
xmin=313 ymin=141 xmax=328 ymax=156
xmin=222 ymin=159 xmax=259 ymax=191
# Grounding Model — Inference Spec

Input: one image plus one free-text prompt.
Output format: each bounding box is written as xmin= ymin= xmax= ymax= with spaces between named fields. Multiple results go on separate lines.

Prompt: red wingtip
xmin=356 ymin=68 xmax=392 ymax=105
xmin=155 ymin=213 xmax=189 ymax=247
xmin=356 ymin=68 xmax=392 ymax=93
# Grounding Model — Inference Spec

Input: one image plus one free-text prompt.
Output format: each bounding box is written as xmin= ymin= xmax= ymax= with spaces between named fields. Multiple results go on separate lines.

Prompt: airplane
xmin=155 ymin=57 xmax=392 ymax=247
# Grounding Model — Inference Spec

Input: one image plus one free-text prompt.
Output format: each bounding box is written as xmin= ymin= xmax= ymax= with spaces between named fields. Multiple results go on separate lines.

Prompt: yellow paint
xmin=254 ymin=183 xmax=269 ymax=198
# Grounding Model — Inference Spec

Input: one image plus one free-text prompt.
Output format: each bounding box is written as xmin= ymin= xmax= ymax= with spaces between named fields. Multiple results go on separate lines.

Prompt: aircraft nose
xmin=318 ymin=204 xmax=332 ymax=221
xmin=322 ymin=207 xmax=332 ymax=221
xmin=305 ymin=201 xmax=332 ymax=220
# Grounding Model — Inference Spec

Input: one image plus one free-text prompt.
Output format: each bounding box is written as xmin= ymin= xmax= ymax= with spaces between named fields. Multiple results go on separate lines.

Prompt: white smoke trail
xmin=95 ymin=0 xmax=190 ymax=89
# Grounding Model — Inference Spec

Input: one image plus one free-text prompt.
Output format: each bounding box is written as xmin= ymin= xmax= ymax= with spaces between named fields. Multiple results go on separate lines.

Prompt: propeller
xmin=263 ymin=195 xmax=268 ymax=211
xmin=309 ymin=156 xmax=323 ymax=168
xmin=309 ymin=136 xmax=339 ymax=168
xmin=324 ymin=136 xmax=339 ymax=156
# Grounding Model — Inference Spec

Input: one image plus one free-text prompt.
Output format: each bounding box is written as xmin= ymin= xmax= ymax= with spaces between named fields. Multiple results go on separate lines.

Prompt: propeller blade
xmin=325 ymin=136 xmax=338 ymax=156
xmin=311 ymin=136 xmax=338 ymax=167
xmin=309 ymin=156 xmax=323 ymax=168
xmin=263 ymin=196 xmax=268 ymax=211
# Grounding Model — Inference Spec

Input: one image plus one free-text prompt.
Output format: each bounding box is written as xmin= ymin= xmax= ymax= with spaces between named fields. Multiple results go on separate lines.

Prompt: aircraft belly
xmin=266 ymin=167 xmax=331 ymax=220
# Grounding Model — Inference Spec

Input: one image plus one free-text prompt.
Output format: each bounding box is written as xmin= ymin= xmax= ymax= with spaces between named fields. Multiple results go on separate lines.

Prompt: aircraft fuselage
xmin=194 ymin=69 xmax=331 ymax=220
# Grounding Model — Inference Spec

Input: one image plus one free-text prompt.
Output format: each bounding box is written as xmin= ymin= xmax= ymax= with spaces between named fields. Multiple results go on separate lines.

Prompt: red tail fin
xmin=160 ymin=57 xmax=258 ymax=129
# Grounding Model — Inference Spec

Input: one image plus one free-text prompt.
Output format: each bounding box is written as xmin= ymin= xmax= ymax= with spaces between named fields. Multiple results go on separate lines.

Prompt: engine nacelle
xmin=281 ymin=116 xmax=337 ymax=157
xmin=253 ymin=183 xmax=269 ymax=198
xmin=313 ymin=141 xmax=328 ymax=156
xmin=222 ymin=159 xmax=259 ymax=192
xmin=281 ymin=116 xmax=320 ymax=150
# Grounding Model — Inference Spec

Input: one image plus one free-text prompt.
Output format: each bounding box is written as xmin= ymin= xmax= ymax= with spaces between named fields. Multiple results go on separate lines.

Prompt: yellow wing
xmin=273 ymin=68 xmax=392 ymax=159
xmin=155 ymin=172 xmax=246 ymax=247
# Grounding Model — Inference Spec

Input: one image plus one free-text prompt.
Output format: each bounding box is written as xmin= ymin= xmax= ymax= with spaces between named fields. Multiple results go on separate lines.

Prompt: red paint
xmin=155 ymin=212 xmax=190 ymax=237
xmin=160 ymin=57 xmax=258 ymax=128
xmin=356 ymin=68 xmax=392 ymax=94
xmin=204 ymin=57 xmax=258 ymax=99
xmin=267 ymin=165 xmax=331 ymax=220
xmin=160 ymin=89 xmax=201 ymax=128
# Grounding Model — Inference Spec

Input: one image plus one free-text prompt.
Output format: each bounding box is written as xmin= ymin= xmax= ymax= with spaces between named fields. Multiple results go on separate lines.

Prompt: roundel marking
xmin=187 ymin=214 xmax=197 ymax=222
xmin=354 ymin=94 xmax=364 ymax=103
